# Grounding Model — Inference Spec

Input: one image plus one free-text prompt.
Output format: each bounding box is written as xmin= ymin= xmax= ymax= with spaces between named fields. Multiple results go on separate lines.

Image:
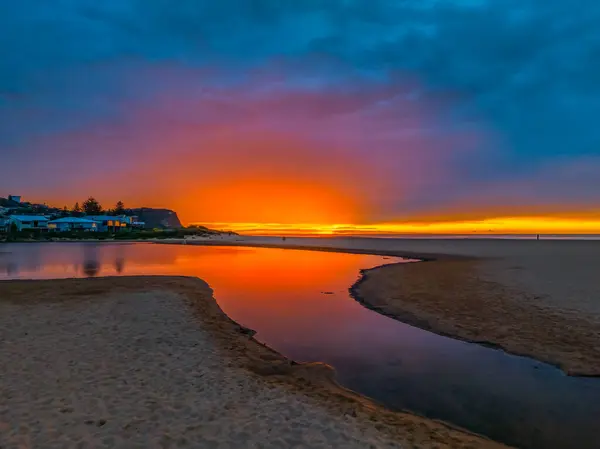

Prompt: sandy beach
xmin=184 ymin=236 xmax=600 ymax=376
xmin=0 ymin=276 xmax=506 ymax=449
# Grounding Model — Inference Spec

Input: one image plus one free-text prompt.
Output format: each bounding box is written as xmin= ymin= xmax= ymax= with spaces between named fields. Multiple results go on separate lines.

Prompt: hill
xmin=0 ymin=197 xmax=21 ymax=208
xmin=130 ymin=208 xmax=183 ymax=229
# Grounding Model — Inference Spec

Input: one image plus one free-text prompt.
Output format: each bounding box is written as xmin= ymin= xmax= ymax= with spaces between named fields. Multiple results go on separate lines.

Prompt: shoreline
xmin=3 ymin=237 xmax=599 ymax=376
xmin=0 ymin=276 xmax=507 ymax=448
xmin=160 ymin=238 xmax=456 ymax=261
xmin=349 ymin=261 xmax=509 ymax=351
xmin=178 ymin=238 xmax=600 ymax=377
xmin=353 ymin=257 xmax=600 ymax=377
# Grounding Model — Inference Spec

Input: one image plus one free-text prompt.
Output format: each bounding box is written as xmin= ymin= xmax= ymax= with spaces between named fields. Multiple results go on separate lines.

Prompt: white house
xmin=9 ymin=215 xmax=49 ymax=231
xmin=48 ymin=217 xmax=98 ymax=232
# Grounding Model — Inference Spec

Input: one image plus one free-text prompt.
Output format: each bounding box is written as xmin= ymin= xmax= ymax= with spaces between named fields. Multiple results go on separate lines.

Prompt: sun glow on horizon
xmin=194 ymin=216 xmax=600 ymax=236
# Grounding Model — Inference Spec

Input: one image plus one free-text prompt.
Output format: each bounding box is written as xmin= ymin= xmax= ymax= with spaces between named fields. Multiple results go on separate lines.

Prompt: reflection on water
xmin=0 ymin=242 xmax=177 ymax=279
xmin=1 ymin=242 xmax=599 ymax=449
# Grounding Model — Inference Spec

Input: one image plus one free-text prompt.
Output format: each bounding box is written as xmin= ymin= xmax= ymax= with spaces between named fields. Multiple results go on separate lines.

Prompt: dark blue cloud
xmin=1 ymin=0 xmax=599 ymax=216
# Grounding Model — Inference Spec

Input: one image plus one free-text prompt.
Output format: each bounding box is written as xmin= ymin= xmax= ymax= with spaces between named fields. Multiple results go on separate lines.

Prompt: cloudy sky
xmin=1 ymin=0 xmax=599 ymax=230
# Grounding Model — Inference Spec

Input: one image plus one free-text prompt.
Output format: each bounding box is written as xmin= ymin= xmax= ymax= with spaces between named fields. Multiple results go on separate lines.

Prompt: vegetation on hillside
xmin=2 ymin=196 xmax=132 ymax=217
xmin=0 ymin=196 xmax=219 ymax=242
xmin=1 ymin=227 xmax=230 ymax=242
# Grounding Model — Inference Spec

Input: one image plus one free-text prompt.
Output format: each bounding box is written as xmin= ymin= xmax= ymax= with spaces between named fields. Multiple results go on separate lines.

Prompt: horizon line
xmin=192 ymin=216 xmax=600 ymax=236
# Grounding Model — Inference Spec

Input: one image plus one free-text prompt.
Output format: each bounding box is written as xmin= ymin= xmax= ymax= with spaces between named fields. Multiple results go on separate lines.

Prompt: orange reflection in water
xmin=171 ymin=246 xmax=366 ymax=290
xmin=0 ymin=243 xmax=395 ymax=345
xmin=163 ymin=246 xmax=388 ymax=339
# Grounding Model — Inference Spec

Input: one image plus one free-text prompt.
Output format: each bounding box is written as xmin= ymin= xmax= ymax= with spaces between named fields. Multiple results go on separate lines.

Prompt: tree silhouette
xmin=113 ymin=201 xmax=126 ymax=215
xmin=82 ymin=197 xmax=103 ymax=215
xmin=73 ymin=202 xmax=82 ymax=213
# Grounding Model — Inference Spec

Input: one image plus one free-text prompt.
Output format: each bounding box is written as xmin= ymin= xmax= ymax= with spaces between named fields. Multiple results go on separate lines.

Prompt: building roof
xmin=85 ymin=215 xmax=124 ymax=221
xmin=48 ymin=217 xmax=97 ymax=224
xmin=9 ymin=215 xmax=49 ymax=221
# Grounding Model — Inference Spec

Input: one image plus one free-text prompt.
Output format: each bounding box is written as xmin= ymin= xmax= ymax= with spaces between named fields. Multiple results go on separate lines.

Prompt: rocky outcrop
xmin=130 ymin=208 xmax=183 ymax=229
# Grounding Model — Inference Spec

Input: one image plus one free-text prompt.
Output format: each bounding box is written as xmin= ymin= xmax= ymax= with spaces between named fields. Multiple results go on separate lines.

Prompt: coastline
xmin=351 ymin=259 xmax=600 ymax=376
xmin=5 ymin=236 xmax=599 ymax=376
xmin=155 ymin=237 xmax=454 ymax=261
xmin=0 ymin=276 xmax=507 ymax=448
xmin=178 ymin=237 xmax=600 ymax=377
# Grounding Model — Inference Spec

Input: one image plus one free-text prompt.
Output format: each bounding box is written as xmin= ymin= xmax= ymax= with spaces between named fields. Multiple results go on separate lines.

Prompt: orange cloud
xmin=192 ymin=176 xmax=359 ymax=224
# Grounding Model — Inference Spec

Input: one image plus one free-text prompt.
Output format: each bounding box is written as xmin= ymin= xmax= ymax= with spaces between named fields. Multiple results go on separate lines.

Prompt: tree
xmin=82 ymin=197 xmax=103 ymax=215
xmin=73 ymin=202 xmax=82 ymax=213
xmin=113 ymin=201 xmax=126 ymax=216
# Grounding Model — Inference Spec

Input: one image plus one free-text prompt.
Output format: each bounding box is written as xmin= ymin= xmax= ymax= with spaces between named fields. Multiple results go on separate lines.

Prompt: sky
xmin=1 ymin=0 xmax=599 ymax=234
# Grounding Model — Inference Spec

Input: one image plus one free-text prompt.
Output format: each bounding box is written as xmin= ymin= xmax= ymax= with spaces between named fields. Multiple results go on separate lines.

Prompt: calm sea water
xmin=1 ymin=242 xmax=599 ymax=449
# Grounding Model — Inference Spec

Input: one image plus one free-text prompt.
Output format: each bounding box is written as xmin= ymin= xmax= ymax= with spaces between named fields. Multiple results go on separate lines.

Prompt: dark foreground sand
xmin=185 ymin=236 xmax=600 ymax=376
xmin=0 ymin=277 xmax=506 ymax=449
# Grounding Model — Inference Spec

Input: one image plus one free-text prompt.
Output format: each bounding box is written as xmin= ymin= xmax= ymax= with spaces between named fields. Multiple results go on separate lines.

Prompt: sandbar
xmin=0 ymin=276 xmax=506 ymax=448
xmin=184 ymin=236 xmax=600 ymax=376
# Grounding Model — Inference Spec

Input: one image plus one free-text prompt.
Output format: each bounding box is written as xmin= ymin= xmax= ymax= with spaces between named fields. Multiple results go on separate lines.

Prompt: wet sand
xmin=0 ymin=277 xmax=505 ymax=449
xmin=183 ymin=236 xmax=600 ymax=376
xmin=355 ymin=258 xmax=600 ymax=376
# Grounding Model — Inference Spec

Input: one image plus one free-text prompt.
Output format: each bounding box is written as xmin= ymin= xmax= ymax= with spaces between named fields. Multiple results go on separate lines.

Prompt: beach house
xmin=119 ymin=215 xmax=145 ymax=229
xmin=85 ymin=215 xmax=127 ymax=232
xmin=48 ymin=217 xmax=98 ymax=232
xmin=9 ymin=215 xmax=49 ymax=232
xmin=0 ymin=217 xmax=9 ymax=233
